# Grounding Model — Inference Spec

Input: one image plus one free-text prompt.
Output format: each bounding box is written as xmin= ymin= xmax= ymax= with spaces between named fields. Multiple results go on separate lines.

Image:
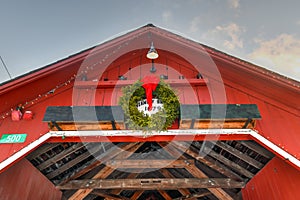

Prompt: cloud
xmin=248 ymin=34 xmax=300 ymax=80
xmin=162 ymin=10 xmax=172 ymax=24
xmin=228 ymin=0 xmax=240 ymax=9
xmin=189 ymin=16 xmax=201 ymax=33
xmin=203 ymin=23 xmax=245 ymax=51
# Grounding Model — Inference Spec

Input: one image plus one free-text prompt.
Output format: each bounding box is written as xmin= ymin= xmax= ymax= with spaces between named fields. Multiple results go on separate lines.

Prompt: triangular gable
xmin=0 ymin=24 xmax=299 ymax=172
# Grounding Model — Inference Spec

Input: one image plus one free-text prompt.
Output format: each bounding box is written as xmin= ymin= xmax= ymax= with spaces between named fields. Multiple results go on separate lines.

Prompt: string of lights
xmin=0 ymin=75 xmax=76 ymax=120
xmin=0 ymin=29 xmax=146 ymax=120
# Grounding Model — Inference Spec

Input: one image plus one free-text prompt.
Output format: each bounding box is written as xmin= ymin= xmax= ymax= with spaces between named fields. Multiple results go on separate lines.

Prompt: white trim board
xmin=0 ymin=129 xmax=299 ymax=172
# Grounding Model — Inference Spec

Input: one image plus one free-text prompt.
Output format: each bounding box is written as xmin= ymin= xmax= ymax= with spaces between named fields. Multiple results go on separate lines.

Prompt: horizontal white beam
xmin=1 ymin=129 xmax=299 ymax=173
xmin=49 ymin=129 xmax=251 ymax=137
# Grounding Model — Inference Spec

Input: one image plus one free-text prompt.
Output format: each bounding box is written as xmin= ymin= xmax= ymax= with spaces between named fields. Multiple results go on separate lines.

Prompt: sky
xmin=0 ymin=0 xmax=299 ymax=83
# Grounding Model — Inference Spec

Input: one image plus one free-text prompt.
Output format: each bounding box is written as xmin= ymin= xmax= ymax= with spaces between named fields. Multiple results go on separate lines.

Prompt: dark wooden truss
xmin=27 ymin=140 xmax=273 ymax=200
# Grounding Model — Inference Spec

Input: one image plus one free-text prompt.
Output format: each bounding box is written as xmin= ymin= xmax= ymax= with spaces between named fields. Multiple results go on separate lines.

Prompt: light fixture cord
xmin=0 ymin=56 xmax=12 ymax=80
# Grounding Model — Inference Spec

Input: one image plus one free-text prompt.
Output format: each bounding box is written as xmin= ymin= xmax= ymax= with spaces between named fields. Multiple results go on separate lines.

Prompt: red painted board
xmin=242 ymin=157 xmax=300 ymax=200
xmin=0 ymin=159 xmax=62 ymax=200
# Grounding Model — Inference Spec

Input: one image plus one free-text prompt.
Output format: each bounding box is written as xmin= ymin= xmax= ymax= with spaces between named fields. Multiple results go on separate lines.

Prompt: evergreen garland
xmin=119 ymin=80 xmax=179 ymax=132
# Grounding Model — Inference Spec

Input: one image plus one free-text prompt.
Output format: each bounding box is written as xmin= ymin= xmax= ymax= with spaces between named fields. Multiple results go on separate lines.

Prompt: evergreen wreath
xmin=119 ymin=79 xmax=180 ymax=132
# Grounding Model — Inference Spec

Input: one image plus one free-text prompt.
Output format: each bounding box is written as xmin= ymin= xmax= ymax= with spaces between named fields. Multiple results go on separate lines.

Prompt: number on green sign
xmin=0 ymin=134 xmax=27 ymax=143
xmin=6 ymin=135 xmax=21 ymax=142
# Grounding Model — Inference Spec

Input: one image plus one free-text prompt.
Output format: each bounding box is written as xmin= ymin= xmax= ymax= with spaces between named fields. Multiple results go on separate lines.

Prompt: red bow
xmin=141 ymin=76 xmax=159 ymax=111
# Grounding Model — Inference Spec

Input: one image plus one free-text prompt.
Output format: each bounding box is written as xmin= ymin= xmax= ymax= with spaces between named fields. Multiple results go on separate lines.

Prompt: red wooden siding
xmin=0 ymin=158 xmax=61 ymax=200
xmin=0 ymin=25 xmax=299 ymax=175
xmin=242 ymin=157 xmax=300 ymax=200
xmin=1 ymin=48 xmax=300 ymax=170
xmin=224 ymin=83 xmax=300 ymax=160
xmin=0 ymin=87 xmax=74 ymax=170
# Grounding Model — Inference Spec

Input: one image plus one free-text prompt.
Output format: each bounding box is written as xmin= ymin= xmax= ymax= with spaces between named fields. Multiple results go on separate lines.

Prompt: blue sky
xmin=0 ymin=0 xmax=299 ymax=83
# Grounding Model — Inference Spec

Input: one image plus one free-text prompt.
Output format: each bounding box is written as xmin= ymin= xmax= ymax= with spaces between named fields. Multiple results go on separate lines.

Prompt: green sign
xmin=0 ymin=134 xmax=27 ymax=143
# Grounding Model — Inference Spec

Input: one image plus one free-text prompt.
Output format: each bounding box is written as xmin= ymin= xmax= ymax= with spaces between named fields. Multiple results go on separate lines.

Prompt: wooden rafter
xmin=91 ymin=191 xmax=130 ymax=200
xmin=201 ymin=146 xmax=254 ymax=178
xmin=58 ymin=178 xmax=245 ymax=190
xmin=171 ymin=141 xmax=243 ymax=180
xmin=158 ymin=142 xmax=235 ymax=200
xmin=184 ymin=165 xmax=235 ymax=200
xmin=158 ymin=190 xmax=173 ymax=200
xmin=69 ymin=166 xmax=115 ymax=200
xmin=159 ymin=168 xmax=191 ymax=197
xmin=59 ymin=142 xmax=138 ymax=185
xmin=37 ymin=143 xmax=84 ymax=171
xmin=197 ymin=150 xmax=243 ymax=180
xmin=67 ymin=142 xmax=143 ymax=200
xmin=240 ymin=141 xmax=273 ymax=159
xmin=130 ymin=191 xmax=143 ymax=200
xmin=212 ymin=141 xmax=264 ymax=169
xmin=26 ymin=143 xmax=62 ymax=160
xmin=173 ymin=192 xmax=211 ymax=200
xmin=109 ymin=169 xmax=144 ymax=197
xmin=47 ymin=143 xmax=103 ymax=179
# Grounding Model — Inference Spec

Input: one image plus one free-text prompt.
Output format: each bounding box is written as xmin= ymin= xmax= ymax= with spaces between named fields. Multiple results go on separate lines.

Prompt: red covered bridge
xmin=0 ymin=24 xmax=299 ymax=200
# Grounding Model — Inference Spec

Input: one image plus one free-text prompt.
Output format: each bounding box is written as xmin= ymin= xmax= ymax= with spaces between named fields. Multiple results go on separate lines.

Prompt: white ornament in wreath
xmin=137 ymin=98 xmax=164 ymax=116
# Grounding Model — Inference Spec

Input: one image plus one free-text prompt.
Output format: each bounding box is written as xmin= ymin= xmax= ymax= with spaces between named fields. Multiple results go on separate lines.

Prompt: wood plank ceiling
xmin=26 ymin=140 xmax=273 ymax=200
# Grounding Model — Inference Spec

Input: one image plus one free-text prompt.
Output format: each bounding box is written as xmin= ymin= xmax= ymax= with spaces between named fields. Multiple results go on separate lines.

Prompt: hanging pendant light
xmin=146 ymin=42 xmax=159 ymax=59
xmin=146 ymin=42 xmax=159 ymax=73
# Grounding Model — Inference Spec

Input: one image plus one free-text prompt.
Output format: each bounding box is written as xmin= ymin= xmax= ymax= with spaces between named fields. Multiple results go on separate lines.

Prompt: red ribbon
xmin=141 ymin=75 xmax=159 ymax=111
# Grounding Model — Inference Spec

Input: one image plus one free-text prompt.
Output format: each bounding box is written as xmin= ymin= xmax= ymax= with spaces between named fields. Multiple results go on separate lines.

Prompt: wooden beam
xmin=166 ymin=142 xmax=235 ymax=200
xmin=26 ymin=143 xmax=61 ymax=160
xmin=202 ymin=146 xmax=254 ymax=178
xmin=67 ymin=143 xmax=143 ymax=200
xmin=110 ymin=169 xmax=144 ymax=196
xmin=37 ymin=143 xmax=84 ymax=171
xmin=173 ymin=192 xmax=211 ymax=200
xmin=159 ymin=169 xmax=191 ymax=197
xmin=58 ymin=178 xmax=245 ymax=190
xmin=184 ymin=164 xmax=235 ymax=200
xmin=198 ymin=152 xmax=243 ymax=180
xmin=59 ymin=142 xmax=139 ymax=184
xmin=47 ymin=143 xmax=103 ymax=179
xmin=67 ymin=167 xmax=112 ymax=200
xmin=105 ymin=159 xmax=194 ymax=168
xmin=157 ymin=142 xmax=195 ymax=197
xmin=158 ymin=190 xmax=173 ymax=200
xmin=130 ymin=191 xmax=143 ymax=200
xmin=240 ymin=141 xmax=274 ymax=159
xmin=171 ymin=142 xmax=243 ymax=180
xmin=212 ymin=141 xmax=264 ymax=169
xmin=91 ymin=191 xmax=130 ymax=200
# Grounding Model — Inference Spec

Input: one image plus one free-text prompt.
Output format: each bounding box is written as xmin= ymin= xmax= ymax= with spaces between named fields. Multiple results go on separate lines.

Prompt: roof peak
xmin=143 ymin=23 xmax=156 ymax=28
